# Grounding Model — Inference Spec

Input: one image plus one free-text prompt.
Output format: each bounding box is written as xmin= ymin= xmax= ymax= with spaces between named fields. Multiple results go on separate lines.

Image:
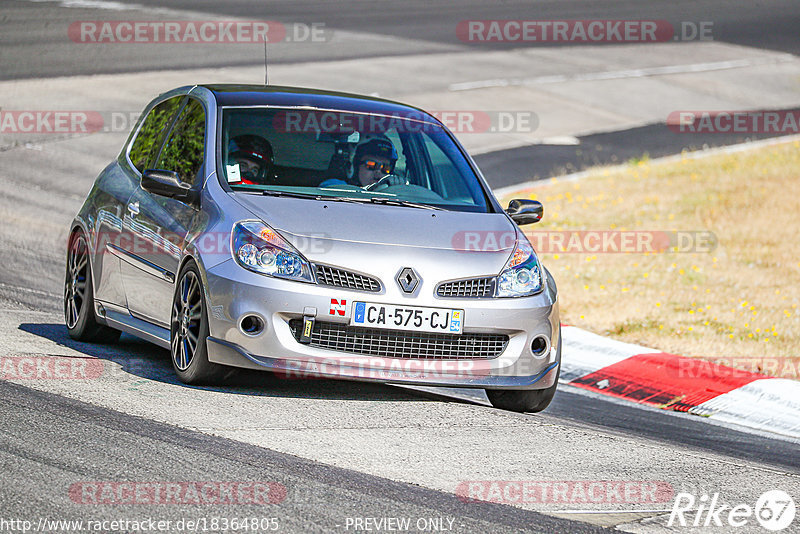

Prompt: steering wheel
xmin=364 ymin=174 xmax=409 ymax=191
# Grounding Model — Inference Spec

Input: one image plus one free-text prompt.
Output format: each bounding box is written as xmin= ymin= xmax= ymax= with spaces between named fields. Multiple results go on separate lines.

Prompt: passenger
xmin=228 ymin=135 xmax=273 ymax=185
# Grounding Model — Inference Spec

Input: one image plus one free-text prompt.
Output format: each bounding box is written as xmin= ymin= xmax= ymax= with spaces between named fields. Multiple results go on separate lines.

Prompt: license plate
xmin=350 ymin=302 xmax=463 ymax=334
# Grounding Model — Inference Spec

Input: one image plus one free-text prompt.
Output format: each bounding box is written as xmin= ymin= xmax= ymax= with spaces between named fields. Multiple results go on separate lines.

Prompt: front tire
xmin=64 ymin=231 xmax=120 ymax=343
xmin=170 ymin=260 xmax=226 ymax=384
xmin=486 ymin=328 xmax=561 ymax=413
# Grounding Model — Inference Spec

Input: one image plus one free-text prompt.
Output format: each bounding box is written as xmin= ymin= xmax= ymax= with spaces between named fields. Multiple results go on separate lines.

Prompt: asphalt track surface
xmin=0 ymin=380 xmax=606 ymax=533
xmin=3 ymin=0 xmax=800 ymax=79
xmin=12 ymin=321 xmax=800 ymax=471
xmin=474 ymin=121 xmax=799 ymax=189
xmin=1 ymin=1 xmax=800 ymax=532
xmin=6 ymin=0 xmax=800 ymax=184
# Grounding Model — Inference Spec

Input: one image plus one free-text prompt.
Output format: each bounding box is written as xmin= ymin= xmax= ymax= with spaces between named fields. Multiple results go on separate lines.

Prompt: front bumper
xmin=204 ymin=258 xmax=560 ymax=390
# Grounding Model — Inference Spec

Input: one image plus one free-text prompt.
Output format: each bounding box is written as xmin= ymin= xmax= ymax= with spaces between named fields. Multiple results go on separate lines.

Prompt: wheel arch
xmin=175 ymin=249 xmax=212 ymax=309
xmin=68 ymin=217 xmax=90 ymax=246
xmin=67 ymin=217 xmax=97 ymax=292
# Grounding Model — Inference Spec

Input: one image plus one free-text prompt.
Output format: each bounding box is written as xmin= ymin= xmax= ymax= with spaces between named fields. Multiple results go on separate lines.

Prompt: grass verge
xmin=499 ymin=140 xmax=800 ymax=379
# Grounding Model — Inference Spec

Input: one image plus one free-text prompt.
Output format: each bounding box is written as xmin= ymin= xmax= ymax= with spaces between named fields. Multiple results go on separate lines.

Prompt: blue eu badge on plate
xmin=354 ymin=302 xmax=366 ymax=323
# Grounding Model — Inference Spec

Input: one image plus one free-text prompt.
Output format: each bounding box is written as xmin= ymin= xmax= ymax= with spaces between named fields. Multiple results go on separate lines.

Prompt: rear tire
xmin=64 ymin=231 xmax=120 ymax=344
xmin=486 ymin=328 xmax=561 ymax=413
xmin=170 ymin=260 xmax=226 ymax=384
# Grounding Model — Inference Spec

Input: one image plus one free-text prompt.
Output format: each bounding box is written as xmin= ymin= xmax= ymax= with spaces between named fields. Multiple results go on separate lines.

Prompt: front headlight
xmin=232 ymin=221 xmax=314 ymax=283
xmin=495 ymin=235 xmax=543 ymax=297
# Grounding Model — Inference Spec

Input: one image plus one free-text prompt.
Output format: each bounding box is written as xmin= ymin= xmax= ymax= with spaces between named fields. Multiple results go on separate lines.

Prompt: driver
xmin=319 ymin=137 xmax=398 ymax=188
xmin=228 ymin=134 xmax=273 ymax=185
xmin=352 ymin=138 xmax=397 ymax=187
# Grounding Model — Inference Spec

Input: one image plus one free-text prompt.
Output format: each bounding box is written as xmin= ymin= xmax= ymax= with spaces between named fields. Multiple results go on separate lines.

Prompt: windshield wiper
xmin=323 ymin=196 xmax=369 ymax=204
xmin=260 ymin=190 xmax=443 ymax=210
xmin=261 ymin=190 xmax=325 ymax=200
xmin=261 ymin=190 xmax=375 ymax=204
xmin=261 ymin=189 xmax=366 ymax=202
xmin=368 ymin=197 xmax=444 ymax=210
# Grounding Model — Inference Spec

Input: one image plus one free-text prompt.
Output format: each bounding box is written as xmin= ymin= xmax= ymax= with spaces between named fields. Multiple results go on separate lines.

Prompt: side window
xmin=421 ymin=133 xmax=472 ymax=202
xmin=154 ymin=98 xmax=206 ymax=186
xmin=128 ymin=96 xmax=183 ymax=173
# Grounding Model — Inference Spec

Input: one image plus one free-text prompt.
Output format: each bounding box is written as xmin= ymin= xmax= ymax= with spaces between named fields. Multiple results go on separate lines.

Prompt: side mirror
xmin=142 ymin=169 xmax=193 ymax=201
xmin=506 ymin=199 xmax=543 ymax=225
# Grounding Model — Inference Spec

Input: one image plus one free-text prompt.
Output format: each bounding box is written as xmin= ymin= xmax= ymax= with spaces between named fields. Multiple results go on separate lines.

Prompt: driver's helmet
xmin=353 ymin=138 xmax=398 ymax=174
xmin=229 ymin=134 xmax=273 ymax=184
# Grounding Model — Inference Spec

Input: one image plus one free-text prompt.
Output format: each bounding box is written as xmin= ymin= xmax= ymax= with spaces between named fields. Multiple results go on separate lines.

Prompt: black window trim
xmin=150 ymin=95 xmax=207 ymax=187
xmin=124 ymin=94 xmax=186 ymax=179
xmin=150 ymin=96 xmax=189 ymax=168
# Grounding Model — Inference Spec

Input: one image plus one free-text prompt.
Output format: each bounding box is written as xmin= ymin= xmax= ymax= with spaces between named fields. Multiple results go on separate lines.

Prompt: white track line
xmin=24 ymin=0 xmax=175 ymax=13
xmin=450 ymin=55 xmax=797 ymax=91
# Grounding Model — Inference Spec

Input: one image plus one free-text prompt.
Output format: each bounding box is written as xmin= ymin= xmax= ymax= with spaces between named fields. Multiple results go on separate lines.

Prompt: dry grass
xmin=500 ymin=140 xmax=800 ymax=379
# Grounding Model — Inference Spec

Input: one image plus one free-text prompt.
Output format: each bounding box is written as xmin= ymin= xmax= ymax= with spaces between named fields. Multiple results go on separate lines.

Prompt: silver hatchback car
xmin=65 ymin=85 xmax=560 ymax=412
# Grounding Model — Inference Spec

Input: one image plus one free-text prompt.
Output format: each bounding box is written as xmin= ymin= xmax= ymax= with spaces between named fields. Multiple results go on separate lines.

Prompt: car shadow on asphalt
xmin=18 ymin=323 xmax=441 ymax=403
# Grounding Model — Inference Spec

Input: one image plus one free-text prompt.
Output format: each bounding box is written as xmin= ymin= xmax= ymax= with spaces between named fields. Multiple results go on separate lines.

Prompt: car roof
xmin=201 ymin=84 xmax=437 ymax=120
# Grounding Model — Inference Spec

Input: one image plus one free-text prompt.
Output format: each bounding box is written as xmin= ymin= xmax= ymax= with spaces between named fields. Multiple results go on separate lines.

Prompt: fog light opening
xmin=240 ymin=314 xmax=265 ymax=336
xmin=531 ymin=335 xmax=549 ymax=358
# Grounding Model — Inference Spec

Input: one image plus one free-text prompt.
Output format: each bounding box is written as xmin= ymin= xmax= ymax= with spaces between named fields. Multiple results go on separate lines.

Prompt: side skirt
xmin=99 ymin=304 xmax=171 ymax=349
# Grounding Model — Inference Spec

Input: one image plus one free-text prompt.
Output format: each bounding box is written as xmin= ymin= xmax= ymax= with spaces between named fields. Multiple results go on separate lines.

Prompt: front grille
xmin=436 ymin=277 xmax=495 ymax=298
xmin=314 ymin=264 xmax=381 ymax=292
xmin=289 ymin=320 xmax=507 ymax=360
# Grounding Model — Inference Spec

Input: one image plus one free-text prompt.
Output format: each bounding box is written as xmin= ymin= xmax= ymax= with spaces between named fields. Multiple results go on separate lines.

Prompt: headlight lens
xmin=496 ymin=235 xmax=543 ymax=297
xmin=232 ymin=221 xmax=314 ymax=283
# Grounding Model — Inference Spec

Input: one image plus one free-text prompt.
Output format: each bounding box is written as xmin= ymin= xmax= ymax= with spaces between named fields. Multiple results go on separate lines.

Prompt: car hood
xmin=232 ymin=194 xmax=519 ymax=278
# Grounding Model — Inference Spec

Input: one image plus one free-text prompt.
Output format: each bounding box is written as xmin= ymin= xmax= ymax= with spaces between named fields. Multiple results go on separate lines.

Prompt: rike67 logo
xmin=669 ymin=490 xmax=796 ymax=531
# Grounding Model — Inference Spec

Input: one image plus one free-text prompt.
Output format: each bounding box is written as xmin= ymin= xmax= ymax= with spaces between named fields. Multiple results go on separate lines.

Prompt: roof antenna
xmin=264 ymin=38 xmax=269 ymax=85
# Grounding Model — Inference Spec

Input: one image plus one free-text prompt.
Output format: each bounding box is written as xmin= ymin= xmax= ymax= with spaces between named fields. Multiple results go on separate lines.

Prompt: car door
xmin=90 ymin=163 xmax=140 ymax=309
xmin=122 ymin=97 xmax=206 ymax=327
xmin=98 ymin=95 xmax=184 ymax=309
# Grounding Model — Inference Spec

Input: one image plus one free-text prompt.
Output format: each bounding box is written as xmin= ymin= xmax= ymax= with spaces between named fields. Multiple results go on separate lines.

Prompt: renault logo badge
xmin=396 ymin=267 xmax=420 ymax=294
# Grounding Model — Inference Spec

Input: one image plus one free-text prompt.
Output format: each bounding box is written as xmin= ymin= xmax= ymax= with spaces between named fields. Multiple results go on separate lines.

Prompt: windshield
xmin=219 ymin=107 xmax=491 ymax=212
